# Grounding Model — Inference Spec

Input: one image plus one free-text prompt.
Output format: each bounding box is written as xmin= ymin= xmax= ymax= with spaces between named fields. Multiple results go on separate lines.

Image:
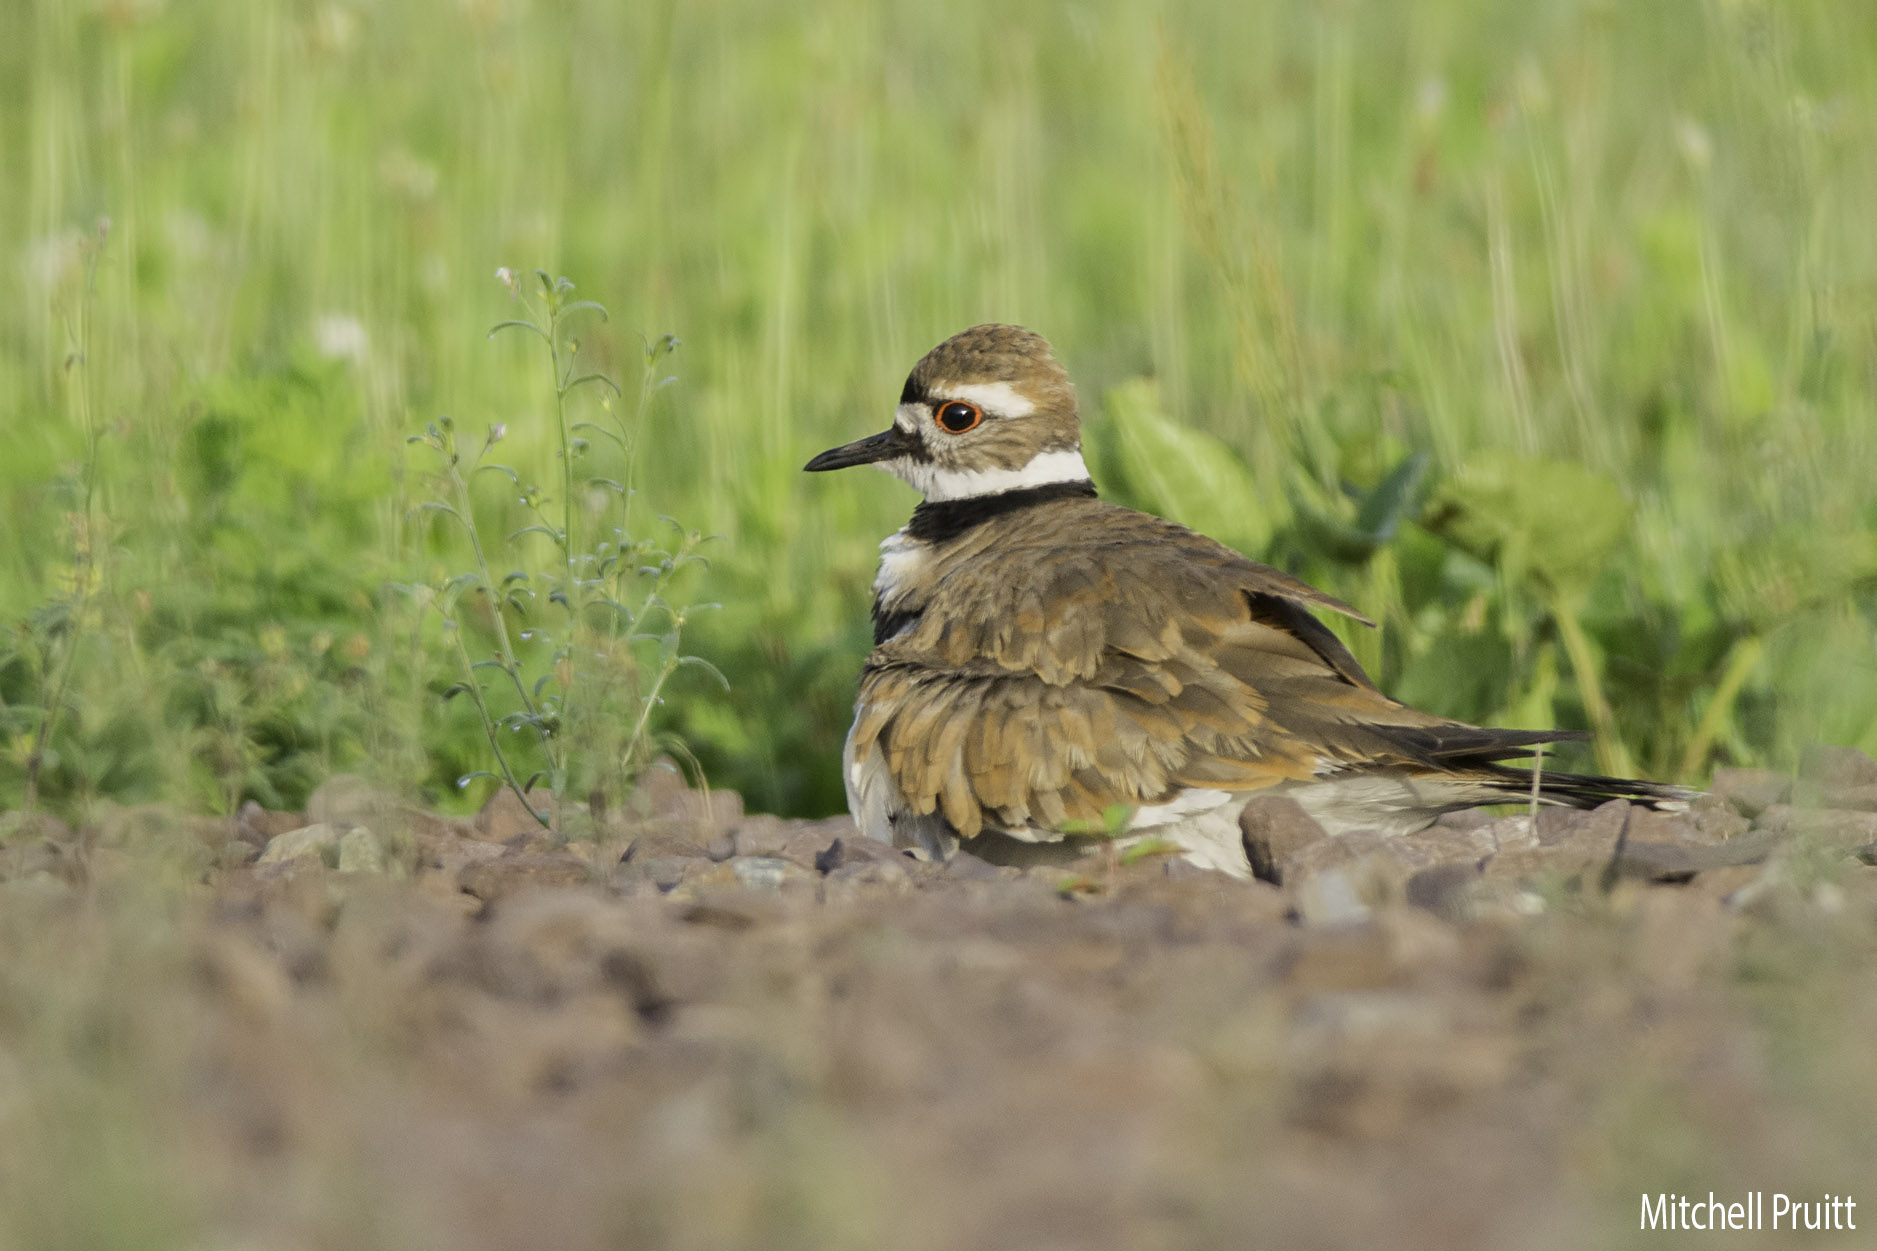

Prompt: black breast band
xmin=905 ymin=479 xmax=1098 ymax=543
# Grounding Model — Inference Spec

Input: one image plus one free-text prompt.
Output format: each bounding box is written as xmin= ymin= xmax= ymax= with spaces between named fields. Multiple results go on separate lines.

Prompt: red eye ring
xmin=935 ymin=400 xmax=983 ymax=434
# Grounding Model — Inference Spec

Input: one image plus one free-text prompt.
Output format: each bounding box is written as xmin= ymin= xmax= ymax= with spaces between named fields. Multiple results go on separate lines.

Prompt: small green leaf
xmin=573 ymin=421 xmax=626 ymax=448
xmin=488 ymin=319 xmax=549 ymax=343
xmin=1119 ymin=837 xmax=1183 ymax=865
xmin=559 ymin=298 xmax=611 ymax=321
xmin=565 ymin=369 xmax=619 ymax=393
xmin=676 ymin=655 xmax=730 ymax=688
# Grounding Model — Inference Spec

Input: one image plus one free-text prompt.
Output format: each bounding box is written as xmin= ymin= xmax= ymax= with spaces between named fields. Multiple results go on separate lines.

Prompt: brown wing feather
xmin=859 ymin=496 xmax=1525 ymax=839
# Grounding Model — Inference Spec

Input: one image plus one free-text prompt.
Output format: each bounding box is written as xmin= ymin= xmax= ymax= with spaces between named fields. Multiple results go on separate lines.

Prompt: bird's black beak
xmin=803 ymin=425 xmax=916 ymax=472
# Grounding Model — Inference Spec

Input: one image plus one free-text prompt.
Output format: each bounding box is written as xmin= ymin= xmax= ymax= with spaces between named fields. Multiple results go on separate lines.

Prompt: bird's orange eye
xmin=935 ymin=400 xmax=982 ymax=434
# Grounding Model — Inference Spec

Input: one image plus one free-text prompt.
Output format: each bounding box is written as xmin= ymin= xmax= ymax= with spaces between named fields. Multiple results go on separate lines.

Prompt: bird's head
xmin=804 ymin=323 xmax=1088 ymax=501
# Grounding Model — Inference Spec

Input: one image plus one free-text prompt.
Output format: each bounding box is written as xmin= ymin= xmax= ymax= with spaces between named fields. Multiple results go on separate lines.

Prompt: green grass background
xmin=3 ymin=0 xmax=1875 ymax=821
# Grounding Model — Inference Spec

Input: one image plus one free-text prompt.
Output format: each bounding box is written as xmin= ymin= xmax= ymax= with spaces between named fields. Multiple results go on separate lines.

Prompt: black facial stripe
xmin=899 ymin=374 xmax=922 ymax=405
xmin=905 ymin=479 xmax=1098 ymax=543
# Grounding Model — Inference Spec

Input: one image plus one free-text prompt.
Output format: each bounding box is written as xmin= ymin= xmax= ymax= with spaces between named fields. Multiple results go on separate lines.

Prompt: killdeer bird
xmin=805 ymin=324 xmax=1692 ymax=876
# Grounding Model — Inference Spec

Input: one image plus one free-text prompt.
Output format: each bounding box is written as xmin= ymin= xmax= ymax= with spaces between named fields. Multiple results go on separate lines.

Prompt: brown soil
xmin=2 ymin=755 xmax=1876 ymax=1250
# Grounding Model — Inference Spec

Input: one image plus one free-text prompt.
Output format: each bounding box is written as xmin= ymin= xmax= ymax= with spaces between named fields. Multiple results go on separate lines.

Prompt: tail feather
xmin=1373 ymin=720 xmax=1696 ymax=812
xmin=1475 ymin=762 xmax=1698 ymax=811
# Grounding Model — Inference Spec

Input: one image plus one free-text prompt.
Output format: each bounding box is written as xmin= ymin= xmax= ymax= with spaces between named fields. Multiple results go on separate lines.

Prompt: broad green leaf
xmin=1099 ymin=379 xmax=1273 ymax=555
xmin=1424 ymin=451 xmax=1630 ymax=592
xmin=1356 ymin=450 xmax=1431 ymax=542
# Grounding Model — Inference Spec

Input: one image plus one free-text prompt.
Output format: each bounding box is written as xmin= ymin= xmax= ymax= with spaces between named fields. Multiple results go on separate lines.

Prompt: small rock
xmin=729 ymin=815 xmax=790 ymax=859
xmin=724 ymin=817 xmax=849 ymax=868
xmin=336 ymin=827 xmax=388 ymax=874
xmin=500 ymin=826 xmax=559 ymax=855
xmin=943 ymin=850 xmax=1004 ymax=881
xmin=475 ymin=787 xmax=548 ymax=842
xmin=642 ymin=856 xmax=695 ymax=891
xmin=1817 ymin=784 xmax=1877 ymax=813
xmin=1281 ymin=830 xmax=1428 ymax=885
xmin=1688 ymin=863 xmax=1767 ymax=905
xmin=1798 ymin=745 xmax=1877 ymax=789
xmin=625 ymin=765 xmax=745 ymax=843
xmin=777 ymin=826 xmax=845 ymax=870
xmin=1532 ymin=805 xmax=1594 ymax=843
xmin=1622 ymin=804 xmax=1716 ymax=847
xmin=1687 ymin=793 xmax=1752 ymax=843
xmin=1542 ymin=798 xmax=1628 ymax=845
xmin=621 ymin=833 xmax=711 ymax=865
xmin=1238 ymin=796 xmax=1328 ymax=885
xmin=819 ymin=857 xmax=913 ymax=904
xmin=235 ymin=801 xmax=305 ymax=848
xmin=1471 ymin=813 xmax=1541 ymax=853
xmin=1753 ymin=805 xmax=1877 ymax=849
xmin=1401 ymin=821 xmax=1500 ymax=865
xmin=1163 ymin=857 xmax=1234 ymax=882
xmin=220 ymin=839 xmax=261 ymax=869
xmin=1292 ymin=867 xmax=1373 ymax=927
xmin=815 ymin=835 xmax=907 ymax=873
xmin=1284 ymin=922 xmax=1397 ymax=991
xmin=1404 ymin=861 xmax=1482 ymax=922
xmin=826 ymin=856 xmax=910 ymax=885
xmin=1609 ymin=830 xmax=1784 ymax=882
xmin=458 ymin=853 xmax=593 ymax=902
xmin=306 ymin=774 xmax=400 ymax=829
xmin=2 ymin=839 xmax=66 ymax=882
xmin=258 ymin=822 xmax=345 ymax=867
xmin=0 ymin=811 xmax=74 ymax=848
xmin=1710 ymin=768 xmax=1792 ymax=816
xmin=705 ymin=834 xmax=737 ymax=862
xmin=1485 ymin=801 xmax=1625 ymax=884
xmin=814 ymin=838 xmax=847 ymax=873
xmin=732 ymin=857 xmax=803 ymax=891
xmin=1429 ymin=807 xmax=1493 ymax=832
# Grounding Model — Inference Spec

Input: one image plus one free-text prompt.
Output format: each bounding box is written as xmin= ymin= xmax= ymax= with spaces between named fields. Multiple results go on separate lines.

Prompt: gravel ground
xmin=3 ymin=752 xmax=1877 ymax=1250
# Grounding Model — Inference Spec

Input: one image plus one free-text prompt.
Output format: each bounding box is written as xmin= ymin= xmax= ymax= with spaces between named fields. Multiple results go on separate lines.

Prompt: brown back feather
xmin=856 ymin=496 xmax=1545 ymax=838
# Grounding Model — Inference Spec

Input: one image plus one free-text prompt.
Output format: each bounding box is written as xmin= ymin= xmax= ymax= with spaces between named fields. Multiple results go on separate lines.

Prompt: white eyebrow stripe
xmin=935 ymin=380 xmax=1036 ymax=417
xmin=884 ymin=447 xmax=1091 ymax=502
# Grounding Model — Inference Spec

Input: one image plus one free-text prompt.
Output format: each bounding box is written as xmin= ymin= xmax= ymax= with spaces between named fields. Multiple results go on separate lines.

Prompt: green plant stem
xmin=621 ymin=347 xmax=659 ymax=533
xmin=447 ymin=457 xmax=546 ymax=734
xmin=24 ymin=236 xmax=106 ymax=815
xmin=22 ymin=616 xmax=80 ymax=814
xmin=623 ymin=649 xmax=683 ymax=780
xmin=447 ymin=623 xmax=549 ymax=824
xmin=549 ymin=305 xmax=578 ymax=824
xmin=1550 ymin=594 xmax=1637 ymax=779
xmin=1678 ymin=634 xmax=1764 ymax=783
xmin=445 ymin=444 xmax=555 ymax=828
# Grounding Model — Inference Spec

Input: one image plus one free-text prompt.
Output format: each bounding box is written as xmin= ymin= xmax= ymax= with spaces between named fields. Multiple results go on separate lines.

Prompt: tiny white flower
xmin=313 ymin=313 xmax=369 ymax=363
